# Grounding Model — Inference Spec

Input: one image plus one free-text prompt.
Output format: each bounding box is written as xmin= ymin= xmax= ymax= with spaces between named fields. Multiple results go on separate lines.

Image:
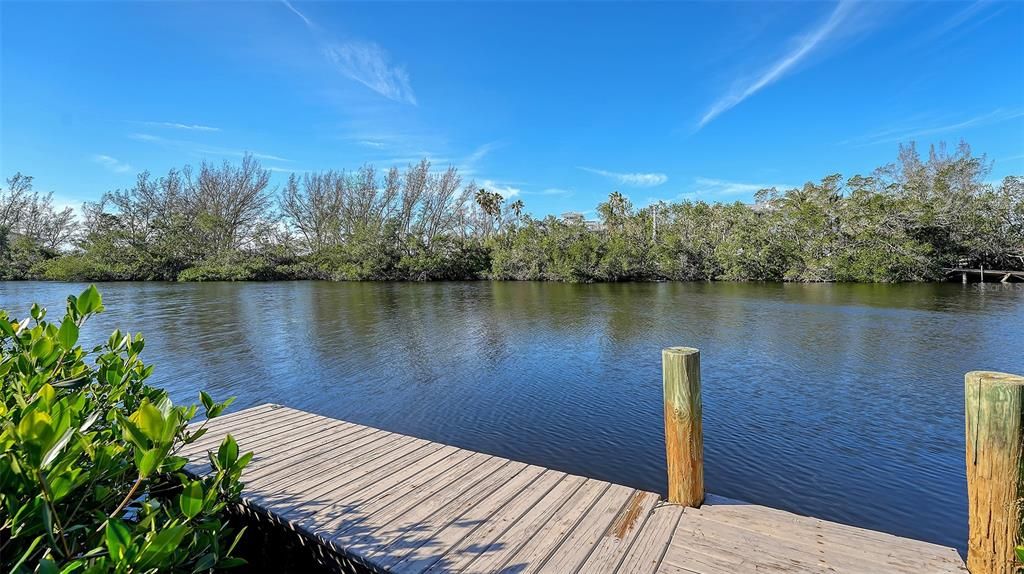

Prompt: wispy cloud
xmin=453 ymin=141 xmax=504 ymax=177
xmin=357 ymin=140 xmax=388 ymax=149
xmin=324 ymin=43 xmax=417 ymax=105
xmin=141 ymin=121 xmax=220 ymax=132
xmin=578 ymin=167 xmax=668 ymax=187
xmin=691 ymin=177 xmax=793 ymax=197
xmin=515 ymin=186 xmax=571 ymax=198
xmin=465 ymin=142 xmax=499 ymax=165
xmin=129 ymin=133 xmax=291 ymax=163
xmin=697 ymin=0 xmax=856 ymax=130
xmin=92 ymin=154 xmax=132 ymax=173
xmin=282 ymin=1 xmax=417 ymax=105
xmin=925 ymin=0 xmax=1000 ymax=41
xmin=267 ymin=166 xmax=308 ymax=174
xmin=539 ymin=187 xmax=572 ymax=196
xmin=281 ymin=0 xmax=313 ymax=28
xmin=129 ymin=133 xmax=163 ymax=143
xmin=843 ymin=108 xmax=1024 ymax=146
xmin=250 ymin=152 xmax=292 ymax=162
xmin=378 ymin=155 xmax=452 ymax=167
xmin=480 ymin=179 xmax=521 ymax=198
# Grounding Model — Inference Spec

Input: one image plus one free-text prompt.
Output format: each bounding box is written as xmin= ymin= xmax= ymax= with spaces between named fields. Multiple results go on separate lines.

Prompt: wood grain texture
xmin=663 ymin=347 xmax=704 ymax=507
xmin=187 ymin=404 xmax=965 ymax=574
xmin=966 ymin=371 xmax=1024 ymax=574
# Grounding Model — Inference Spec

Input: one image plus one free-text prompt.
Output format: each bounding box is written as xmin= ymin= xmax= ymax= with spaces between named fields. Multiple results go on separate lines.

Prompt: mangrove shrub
xmin=0 ymin=286 xmax=252 ymax=572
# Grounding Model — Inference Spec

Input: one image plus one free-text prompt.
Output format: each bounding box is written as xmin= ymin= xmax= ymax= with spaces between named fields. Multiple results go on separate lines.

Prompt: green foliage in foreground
xmin=1 ymin=286 xmax=252 ymax=573
xmin=3 ymin=141 xmax=1022 ymax=283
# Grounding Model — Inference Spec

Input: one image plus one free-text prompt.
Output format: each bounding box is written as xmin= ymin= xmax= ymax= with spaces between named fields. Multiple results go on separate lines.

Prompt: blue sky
xmin=2 ymin=1 xmax=1022 ymax=217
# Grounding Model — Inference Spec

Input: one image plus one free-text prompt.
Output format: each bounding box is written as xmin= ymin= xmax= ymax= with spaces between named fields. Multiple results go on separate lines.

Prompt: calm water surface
xmin=3 ymin=280 xmax=1023 ymax=553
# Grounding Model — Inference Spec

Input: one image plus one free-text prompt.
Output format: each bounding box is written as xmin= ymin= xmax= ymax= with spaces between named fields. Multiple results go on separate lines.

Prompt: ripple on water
xmin=2 ymin=280 xmax=1022 ymax=555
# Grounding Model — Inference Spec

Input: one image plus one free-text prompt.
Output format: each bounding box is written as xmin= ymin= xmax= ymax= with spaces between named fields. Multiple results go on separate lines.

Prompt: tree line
xmin=1 ymin=141 xmax=1021 ymax=283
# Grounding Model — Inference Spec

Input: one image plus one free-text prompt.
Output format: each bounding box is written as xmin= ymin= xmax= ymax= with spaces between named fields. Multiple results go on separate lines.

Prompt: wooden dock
xmin=944 ymin=267 xmax=1024 ymax=283
xmin=181 ymin=404 xmax=967 ymax=573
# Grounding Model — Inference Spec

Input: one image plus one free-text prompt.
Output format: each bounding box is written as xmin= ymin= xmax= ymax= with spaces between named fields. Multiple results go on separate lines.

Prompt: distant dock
xmin=183 ymin=403 xmax=967 ymax=573
xmin=945 ymin=267 xmax=1024 ymax=283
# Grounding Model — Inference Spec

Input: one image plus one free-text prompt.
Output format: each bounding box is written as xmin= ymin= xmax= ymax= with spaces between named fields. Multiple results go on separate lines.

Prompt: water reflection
xmin=2 ymin=280 xmax=1022 ymax=554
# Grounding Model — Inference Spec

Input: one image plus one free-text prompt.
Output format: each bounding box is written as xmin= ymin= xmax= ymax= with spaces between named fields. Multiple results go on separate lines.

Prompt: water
xmin=3 ymin=280 xmax=1023 ymax=554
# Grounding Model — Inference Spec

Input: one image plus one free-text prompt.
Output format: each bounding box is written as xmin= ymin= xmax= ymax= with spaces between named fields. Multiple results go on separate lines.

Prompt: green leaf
xmin=1015 ymin=545 xmax=1024 ymax=563
xmin=76 ymin=285 xmax=103 ymax=316
xmin=116 ymin=412 xmax=149 ymax=449
xmin=217 ymin=557 xmax=247 ymax=569
xmin=105 ymin=518 xmax=131 ymax=560
xmin=14 ymin=316 xmax=31 ymax=335
xmin=200 ymin=390 xmax=213 ymax=412
xmin=144 ymin=525 xmax=187 ymax=560
xmin=37 ymin=557 xmax=58 ymax=574
xmin=179 ymin=480 xmax=204 ymax=519
xmin=132 ymin=400 xmax=165 ymax=442
xmin=185 ymin=428 xmax=207 ymax=444
xmin=163 ymin=455 xmax=188 ymax=472
xmin=159 ymin=409 xmax=180 ymax=444
xmin=9 ymin=534 xmax=44 ymax=572
xmin=226 ymin=525 xmax=247 ymax=555
xmin=0 ymin=318 xmax=15 ymax=337
xmin=217 ymin=434 xmax=239 ymax=469
xmin=192 ymin=553 xmax=217 ymax=572
xmin=56 ymin=317 xmax=79 ymax=349
xmin=136 ymin=447 xmax=162 ymax=478
xmin=38 ymin=383 xmax=55 ymax=406
xmin=31 ymin=337 xmax=54 ymax=360
xmin=59 ymin=560 xmax=85 ymax=574
xmin=41 ymin=503 xmax=60 ymax=557
xmin=41 ymin=427 xmax=75 ymax=469
xmin=47 ymin=472 xmax=79 ymax=502
xmin=236 ymin=451 xmax=253 ymax=471
xmin=17 ymin=410 xmax=53 ymax=443
xmin=79 ymin=410 xmax=101 ymax=433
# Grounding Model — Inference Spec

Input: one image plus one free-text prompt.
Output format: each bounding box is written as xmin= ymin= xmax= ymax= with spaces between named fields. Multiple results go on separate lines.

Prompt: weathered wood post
xmin=663 ymin=347 xmax=704 ymax=507
xmin=965 ymin=371 xmax=1024 ymax=574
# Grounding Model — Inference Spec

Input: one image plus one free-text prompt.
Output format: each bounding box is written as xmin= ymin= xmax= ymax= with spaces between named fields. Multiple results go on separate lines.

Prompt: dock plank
xmin=327 ymin=452 xmax=499 ymax=555
xmin=420 ymin=471 xmax=571 ymax=573
xmin=308 ymin=446 xmax=470 ymax=544
xmin=185 ymin=416 xmax=369 ymax=477
xmin=617 ymin=503 xmax=684 ymax=574
xmin=256 ymin=437 xmax=441 ymax=517
xmin=390 ymin=465 xmax=549 ymax=574
xmin=187 ymin=405 xmax=966 ymax=574
xmin=367 ymin=461 xmax=531 ymax=570
xmin=579 ymin=490 xmax=661 ymax=574
xmin=180 ymin=406 xmax=318 ymax=457
xmin=536 ymin=483 xmax=636 ymax=573
xmin=453 ymin=475 xmax=591 ymax=574
xmin=495 ymin=479 xmax=611 ymax=572
xmin=690 ymin=496 xmax=965 ymax=572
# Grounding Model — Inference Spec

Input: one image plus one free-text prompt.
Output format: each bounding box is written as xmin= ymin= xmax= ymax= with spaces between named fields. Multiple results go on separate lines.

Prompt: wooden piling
xmin=663 ymin=347 xmax=704 ymax=507
xmin=965 ymin=371 xmax=1024 ymax=574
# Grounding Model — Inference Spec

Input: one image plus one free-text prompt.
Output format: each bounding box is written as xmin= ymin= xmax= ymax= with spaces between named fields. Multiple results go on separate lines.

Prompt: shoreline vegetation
xmin=1 ymin=286 xmax=252 ymax=572
xmin=1 ymin=141 xmax=1021 ymax=284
